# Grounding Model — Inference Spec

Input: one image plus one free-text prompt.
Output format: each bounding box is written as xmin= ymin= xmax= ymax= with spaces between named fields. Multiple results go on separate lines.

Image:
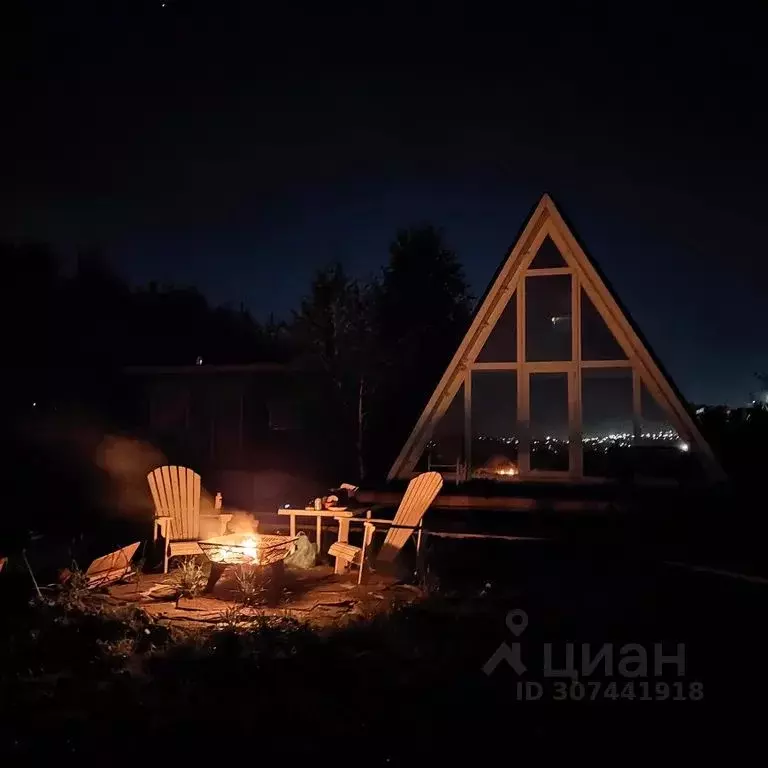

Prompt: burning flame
xmin=241 ymin=536 xmax=259 ymax=563
xmin=495 ymin=466 xmax=519 ymax=477
xmin=210 ymin=534 xmax=261 ymax=564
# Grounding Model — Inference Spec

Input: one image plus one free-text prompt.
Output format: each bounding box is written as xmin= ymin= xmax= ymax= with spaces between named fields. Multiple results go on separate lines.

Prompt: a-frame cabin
xmin=388 ymin=195 xmax=723 ymax=486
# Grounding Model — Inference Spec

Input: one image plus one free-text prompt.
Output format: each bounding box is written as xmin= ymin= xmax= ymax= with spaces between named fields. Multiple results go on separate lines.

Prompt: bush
xmin=171 ymin=557 xmax=207 ymax=608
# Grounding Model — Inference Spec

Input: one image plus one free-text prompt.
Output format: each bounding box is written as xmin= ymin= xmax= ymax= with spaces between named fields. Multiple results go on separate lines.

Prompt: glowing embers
xmin=198 ymin=533 xmax=299 ymax=567
xmin=474 ymin=454 xmax=520 ymax=479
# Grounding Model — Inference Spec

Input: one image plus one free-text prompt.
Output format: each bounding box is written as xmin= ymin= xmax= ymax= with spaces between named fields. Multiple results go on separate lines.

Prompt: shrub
xmin=172 ymin=558 xmax=206 ymax=608
xmin=233 ymin=564 xmax=264 ymax=605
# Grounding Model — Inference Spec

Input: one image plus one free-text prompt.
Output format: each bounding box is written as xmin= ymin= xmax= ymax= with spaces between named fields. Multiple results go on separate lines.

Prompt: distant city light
xmin=432 ymin=429 xmax=682 ymax=460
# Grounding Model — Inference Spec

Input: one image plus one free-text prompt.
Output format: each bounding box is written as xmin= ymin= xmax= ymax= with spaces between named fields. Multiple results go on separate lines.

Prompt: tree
xmin=367 ymin=226 xmax=473 ymax=477
xmin=290 ymin=264 xmax=374 ymax=478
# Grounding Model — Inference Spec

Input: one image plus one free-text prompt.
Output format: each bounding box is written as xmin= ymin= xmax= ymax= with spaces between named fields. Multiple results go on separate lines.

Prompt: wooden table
xmin=277 ymin=507 xmax=360 ymax=554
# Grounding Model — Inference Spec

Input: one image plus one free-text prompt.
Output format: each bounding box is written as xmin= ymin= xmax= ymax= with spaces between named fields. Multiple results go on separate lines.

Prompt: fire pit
xmin=198 ymin=532 xmax=299 ymax=594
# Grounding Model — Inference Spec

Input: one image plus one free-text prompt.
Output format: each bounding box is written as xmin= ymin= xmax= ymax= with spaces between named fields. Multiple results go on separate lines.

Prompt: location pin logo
xmin=482 ymin=608 xmax=529 ymax=676
xmin=506 ymin=609 xmax=528 ymax=636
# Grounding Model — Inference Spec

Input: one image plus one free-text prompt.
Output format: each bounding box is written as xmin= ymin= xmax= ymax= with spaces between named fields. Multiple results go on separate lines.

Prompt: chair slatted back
xmin=147 ymin=465 xmax=202 ymax=541
xmin=377 ymin=471 xmax=443 ymax=563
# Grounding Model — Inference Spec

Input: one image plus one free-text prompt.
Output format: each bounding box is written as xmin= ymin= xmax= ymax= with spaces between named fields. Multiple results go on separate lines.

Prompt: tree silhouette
xmin=367 ymin=226 xmax=473 ymax=477
xmin=290 ymin=264 xmax=373 ymax=477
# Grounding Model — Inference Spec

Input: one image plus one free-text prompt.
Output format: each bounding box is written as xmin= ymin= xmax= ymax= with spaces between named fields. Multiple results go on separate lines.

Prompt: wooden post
xmin=289 ymin=513 xmax=296 ymax=538
xmin=316 ymin=515 xmax=322 ymax=557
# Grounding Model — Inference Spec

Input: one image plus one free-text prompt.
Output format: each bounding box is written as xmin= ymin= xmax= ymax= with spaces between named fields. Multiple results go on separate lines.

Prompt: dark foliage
xmin=288 ymin=227 xmax=473 ymax=479
xmin=1 ymin=546 xmax=766 ymax=758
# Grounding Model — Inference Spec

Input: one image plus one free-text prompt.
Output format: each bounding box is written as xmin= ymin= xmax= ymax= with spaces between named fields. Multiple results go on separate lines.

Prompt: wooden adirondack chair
xmin=329 ymin=471 xmax=443 ymax=580
xmin=148 ymin=466 xmax=232 ymax=573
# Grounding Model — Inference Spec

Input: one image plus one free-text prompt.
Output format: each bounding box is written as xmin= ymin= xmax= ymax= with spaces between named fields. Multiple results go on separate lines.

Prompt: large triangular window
xmin=390 ymin=195 xmax=722 ymax=483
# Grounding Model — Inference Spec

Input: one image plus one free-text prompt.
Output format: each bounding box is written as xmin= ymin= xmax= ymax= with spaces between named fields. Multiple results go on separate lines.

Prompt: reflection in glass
xmin=525 ymin=275 xmax=572 ymax=361
xmin=581 ymin=290 xmax=627 ymax=361
xmin=529 ymin=235 xmax=567 ymax=269
xmin=471 ymin=371 xmax=518 ymax=480
xmin=529 ymin=373 xmax=569 ymax=471
xmin=477 ymin=293 xmax=517 ymax=362
xmin=420 ymin=382 xmax=465 ymax=471
xmin=582 ymin=368 xmax=633 ymax=477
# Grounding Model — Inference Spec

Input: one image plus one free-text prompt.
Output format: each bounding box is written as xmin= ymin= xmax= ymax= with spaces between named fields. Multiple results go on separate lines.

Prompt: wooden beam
xmin=524 ymin=267 xmax=572 ymax=277
xmin=580 ymin=359 xmax=633 ymax=369
xmin=471 ymin=362 xmax=518 ymax=371
xmin=520 ymin=360 xmax=577 ymax=373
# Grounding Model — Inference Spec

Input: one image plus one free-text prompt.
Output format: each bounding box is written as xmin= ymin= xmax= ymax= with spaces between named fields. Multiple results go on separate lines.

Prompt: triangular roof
xmin=388 ymin=194 xmax=723 ymax=482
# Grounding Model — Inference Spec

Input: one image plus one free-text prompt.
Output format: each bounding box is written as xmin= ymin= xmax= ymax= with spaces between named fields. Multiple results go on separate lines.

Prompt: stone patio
xmin=105 ymin=565 xmax=424 ymax=630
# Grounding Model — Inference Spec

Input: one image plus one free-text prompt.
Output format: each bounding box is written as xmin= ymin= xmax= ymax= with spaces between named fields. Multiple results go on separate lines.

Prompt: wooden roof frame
xmin=388 ymin=194 xmax=724 ymax=482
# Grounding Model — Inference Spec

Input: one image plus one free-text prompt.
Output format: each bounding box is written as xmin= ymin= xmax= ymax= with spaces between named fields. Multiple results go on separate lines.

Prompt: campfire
xmin=198 ymin=532 xmax=299 ymax=568
xmin=474 ymin=454 xmax=520 ymax=480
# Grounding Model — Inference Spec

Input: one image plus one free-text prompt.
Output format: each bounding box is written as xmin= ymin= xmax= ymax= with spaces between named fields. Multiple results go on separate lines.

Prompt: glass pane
xmin=582 ymin=368 xmax=633 ymax=477
xmin=639 ymin=382 xmax=678 ymax=444
xmin=525 ymin=275 xmax=572 ymax=361
xmin=471 ymin=371 xmax=519 ymax=480
xmin=635 ymin=381 xmax=693 ymax=480
xmin=530 ymin=373 xmax=569 ymax=471
xmin=529 ymin=235 xmax=567 ymax=268
xmin=421 ymin=382 xmax=465 ymax=471
xmin=476 ymin=292 xmax=517 ymax=362
xmin=581 ymin=290 xmax=627 ymax=361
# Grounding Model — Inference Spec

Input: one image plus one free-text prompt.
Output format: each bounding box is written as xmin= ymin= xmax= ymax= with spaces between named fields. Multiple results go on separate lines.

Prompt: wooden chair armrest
xmin=154 ymin=516 xmax=172 ymax=543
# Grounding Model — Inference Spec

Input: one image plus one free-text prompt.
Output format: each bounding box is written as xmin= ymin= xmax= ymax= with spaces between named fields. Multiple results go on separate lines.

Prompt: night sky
xmin=2 ymin=1 xmax=765 ymax=405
